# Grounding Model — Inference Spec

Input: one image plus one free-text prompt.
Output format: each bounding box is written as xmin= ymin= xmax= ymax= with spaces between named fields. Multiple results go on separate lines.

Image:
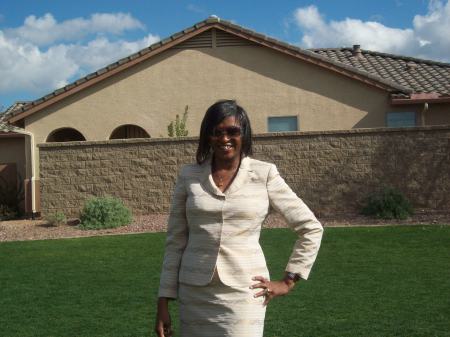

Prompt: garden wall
xmin=38 ymin=126 xmax=450 ymax=217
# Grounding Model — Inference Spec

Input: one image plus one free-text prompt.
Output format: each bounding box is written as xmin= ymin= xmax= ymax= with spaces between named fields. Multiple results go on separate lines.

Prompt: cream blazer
xmin=158 ymin=156 xmax=323 ymax=299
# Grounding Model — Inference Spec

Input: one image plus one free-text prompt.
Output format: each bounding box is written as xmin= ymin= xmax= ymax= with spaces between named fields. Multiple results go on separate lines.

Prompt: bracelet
xmin=285 ymin=272 xmax=301 ymax=283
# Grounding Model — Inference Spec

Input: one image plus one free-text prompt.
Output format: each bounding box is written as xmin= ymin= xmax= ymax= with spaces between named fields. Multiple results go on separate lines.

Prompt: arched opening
xmin=109 ymin=124 xmax=150 ymax=139
xmin=46 ymin=128 xmax=86 ymax=142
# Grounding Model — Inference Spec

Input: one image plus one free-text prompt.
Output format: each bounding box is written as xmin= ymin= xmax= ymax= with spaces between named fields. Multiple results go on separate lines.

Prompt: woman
xmin=155 ymin=100 xmax=323 ymax=337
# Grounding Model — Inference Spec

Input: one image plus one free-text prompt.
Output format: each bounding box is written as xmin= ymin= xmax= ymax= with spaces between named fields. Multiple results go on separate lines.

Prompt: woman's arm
xmin=158 ymin=170 xmax=189 ymax=298
xmin=252 ymin=164 xmax=323 ymax=305
xmin=266 ymin=164 xmax=323 ymax=280
xmin=155 ymin=170 xmax=188 ymax=336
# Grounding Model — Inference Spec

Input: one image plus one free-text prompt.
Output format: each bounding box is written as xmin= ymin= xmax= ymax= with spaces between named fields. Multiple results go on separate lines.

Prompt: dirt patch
xmin=0 ymin=214 xmax=167 ymax=242
xmin=1 ymin=211 xmax=449 ymax=243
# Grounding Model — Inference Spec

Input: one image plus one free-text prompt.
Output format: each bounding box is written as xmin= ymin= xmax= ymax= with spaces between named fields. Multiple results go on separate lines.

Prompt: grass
xmin=0 ymin=226 xmax=449 ymax=337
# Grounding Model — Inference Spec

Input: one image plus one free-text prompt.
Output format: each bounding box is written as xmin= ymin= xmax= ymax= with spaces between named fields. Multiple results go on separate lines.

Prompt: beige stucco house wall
xmin=24 ymin=45 xmax=430 ymax=176
xmin=23 ymin=47 xmax=365 ymax=138
xmin=25 ymin=46 xmax=429 ymax=140
xmin=0 ymin=136 xmax=27 ymax=213
xmin=423 ymin=103 xmax=450 ymax=125
xmin=0 ymin=136 xmax=26 ymax=180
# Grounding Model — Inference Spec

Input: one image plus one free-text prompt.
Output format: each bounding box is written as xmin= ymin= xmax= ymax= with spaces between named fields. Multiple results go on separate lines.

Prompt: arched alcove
xmin=46 ymin=128 xmax=86 ymax=142
xmin=109 ymin=124 xmax=150 ymax=139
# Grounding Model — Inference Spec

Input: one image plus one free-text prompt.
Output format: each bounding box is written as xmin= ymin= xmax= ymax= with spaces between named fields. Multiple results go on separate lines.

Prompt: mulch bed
xmin=1 ymin=211 xmax=449 ymax=242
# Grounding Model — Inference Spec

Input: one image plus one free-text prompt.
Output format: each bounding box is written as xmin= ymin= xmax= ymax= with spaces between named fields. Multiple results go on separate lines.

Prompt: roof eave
xmin=391 ymin=92 xmax=450 ymax=105
xmin=391 ymin=96 xmax=450 ymax=105
xmin=0 ymin=132 xmax=26 ymax=138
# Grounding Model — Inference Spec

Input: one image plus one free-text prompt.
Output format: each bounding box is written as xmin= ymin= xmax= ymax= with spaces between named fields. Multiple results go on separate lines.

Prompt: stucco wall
xmin=425 ymin=103 xmax=450 ymax=125
xmin=38 ymin=126 xmax=450 ymax=218
xmin=24 ymin=45 xmax=404 ymax=176
xmin=0 ymin=136 xmax=27 ymax=213
xmin=390 ymin=103 xmax=450 ymax=126
xmin=23 ymin=44 xmax=450 ymax=181
xmin=0 ymin=136 xmax=26 ymax=180
xmin=24 ymin=46 xmax=395 ymax=143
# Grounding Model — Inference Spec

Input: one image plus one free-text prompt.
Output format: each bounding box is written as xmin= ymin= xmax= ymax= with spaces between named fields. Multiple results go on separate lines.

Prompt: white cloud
xmin=0 ymin=31 xmax=78 ymax=93
xmin=66 ymin=34 xmax=160 ymax=72
xmin=0 ymin=13 xmax=159 ymax=97
xmin=413 ymin=0 xmax=450 ymax=60
xmin=4 ymin=12 xmax=145 ymax=46
xmin=293 ymin=1 xmax=450 ymax=62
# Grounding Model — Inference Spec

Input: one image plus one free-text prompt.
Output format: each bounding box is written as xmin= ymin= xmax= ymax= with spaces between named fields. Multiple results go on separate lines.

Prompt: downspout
xmin=420 ymin=102 xmax=428 ymax=126
xmin=10 ymin=128 xmax=36 ymax=218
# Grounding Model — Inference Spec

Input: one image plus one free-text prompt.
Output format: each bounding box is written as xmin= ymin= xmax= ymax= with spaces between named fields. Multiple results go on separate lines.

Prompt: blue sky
xmin=1 ymin=0 xmax=449 ymax=109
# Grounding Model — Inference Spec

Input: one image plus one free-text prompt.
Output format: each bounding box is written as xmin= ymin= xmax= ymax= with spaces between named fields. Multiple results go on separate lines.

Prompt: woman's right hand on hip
xmin=155 ymin=297 xmax=173 ymax=337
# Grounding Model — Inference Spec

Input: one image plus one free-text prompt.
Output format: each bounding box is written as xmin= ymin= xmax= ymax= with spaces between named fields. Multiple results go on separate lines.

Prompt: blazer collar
xmin=200 ymin=156 xmax=252 ymax=196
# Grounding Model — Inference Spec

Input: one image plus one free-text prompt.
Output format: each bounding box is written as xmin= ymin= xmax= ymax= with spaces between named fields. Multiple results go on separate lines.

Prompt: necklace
xmin=214 ymin=168 xmax=237 ymax=187
xmin=216 ymin=174 xmax=226 ymax=187
xmin=212 ymin=160 xmax=240 ymax=188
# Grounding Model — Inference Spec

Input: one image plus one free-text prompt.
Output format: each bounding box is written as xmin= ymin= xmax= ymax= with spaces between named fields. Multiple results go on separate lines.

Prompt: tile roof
xmin=1 ymin=102 xmax=29 ymax=128
xmin=0 ymin=102 xmax=29 ymax=133
xmin=311 ymin=48 xmax=450 ymax=96
xmin=3 ymin=17 xmax=449 ymax=123
xmin=0 ymin=121 xmax=25 ymax=133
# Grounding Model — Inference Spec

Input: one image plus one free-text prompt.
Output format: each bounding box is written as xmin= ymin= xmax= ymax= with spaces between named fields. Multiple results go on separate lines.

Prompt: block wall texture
xmin=38 ymin=126 xmax=450 ymax=217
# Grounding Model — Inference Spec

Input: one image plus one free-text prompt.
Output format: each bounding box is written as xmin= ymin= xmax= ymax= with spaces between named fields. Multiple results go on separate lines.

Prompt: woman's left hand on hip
xmin=250 ymin=275 xmax=294 ymax=306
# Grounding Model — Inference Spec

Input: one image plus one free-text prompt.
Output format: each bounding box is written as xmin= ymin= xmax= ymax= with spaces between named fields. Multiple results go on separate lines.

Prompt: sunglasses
xmin=210 ymin=126 xmax=242 ymax=138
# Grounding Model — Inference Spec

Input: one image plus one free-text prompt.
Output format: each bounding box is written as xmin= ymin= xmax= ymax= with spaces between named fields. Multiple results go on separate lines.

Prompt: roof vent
xmin=208 ymin=15 xmax=220 ymax=22
xmin=352 ymin=44 xmax=364 ymax=58
xmin=406 ymin=61 xmax=417 ymax=71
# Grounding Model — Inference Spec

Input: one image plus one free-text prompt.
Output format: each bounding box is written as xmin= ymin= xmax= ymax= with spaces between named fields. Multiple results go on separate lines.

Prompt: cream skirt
xmin=178 ymin=269 xmax=266 ymax=337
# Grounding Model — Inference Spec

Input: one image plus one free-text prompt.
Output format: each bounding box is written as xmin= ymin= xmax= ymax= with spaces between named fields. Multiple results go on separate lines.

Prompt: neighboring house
xmin=1 ymin=16 xmax=449 ymax=216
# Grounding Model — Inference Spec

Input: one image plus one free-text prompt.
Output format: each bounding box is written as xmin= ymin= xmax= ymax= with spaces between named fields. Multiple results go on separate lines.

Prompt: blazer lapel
xmin=225 ymin=156 xmax=252 ymax=195
xmin=200 ymin=158 xmax=225 ymax=197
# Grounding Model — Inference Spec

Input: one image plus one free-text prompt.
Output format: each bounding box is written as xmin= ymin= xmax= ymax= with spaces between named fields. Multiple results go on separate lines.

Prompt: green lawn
xmin=1 ymin=226 xmax=449 ymax=337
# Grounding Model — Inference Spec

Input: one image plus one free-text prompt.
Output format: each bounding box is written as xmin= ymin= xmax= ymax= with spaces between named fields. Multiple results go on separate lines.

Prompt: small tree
xmin=168 ymin=105 xmax=189 ymax=137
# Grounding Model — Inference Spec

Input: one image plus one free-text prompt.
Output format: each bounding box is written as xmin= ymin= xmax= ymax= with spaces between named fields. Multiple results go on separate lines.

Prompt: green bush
xmin=79 ymin=196 xmax=132 ymax=230
xmin=46 ymin=211 xmax=67 ymax=227
xmin=362 ymin=187 xmax=413 ymax=220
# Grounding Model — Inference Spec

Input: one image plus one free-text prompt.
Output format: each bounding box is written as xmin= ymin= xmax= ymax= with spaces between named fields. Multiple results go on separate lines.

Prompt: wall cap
xmin=38 ymin=125 xmax=450 ymax=148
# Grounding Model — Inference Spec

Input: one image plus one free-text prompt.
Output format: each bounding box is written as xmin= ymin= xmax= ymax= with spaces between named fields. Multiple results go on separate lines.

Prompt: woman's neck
xmin=212 ymin=155 xmax=241 ymax=171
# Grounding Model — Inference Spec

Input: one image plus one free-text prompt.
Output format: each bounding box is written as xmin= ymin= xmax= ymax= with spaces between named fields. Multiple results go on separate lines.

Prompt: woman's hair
xmin=196 ymin=100 xmax=253 ymax=164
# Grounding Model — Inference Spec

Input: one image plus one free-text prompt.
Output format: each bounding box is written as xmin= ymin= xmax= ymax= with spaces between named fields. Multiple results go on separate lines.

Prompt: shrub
xmin=362 ymin=187 xmax=413 ymax=220
xmin=79 ymin=196 xmax=132 ymax=230
xmin=46 ymin=211 xmax=67 ymax=227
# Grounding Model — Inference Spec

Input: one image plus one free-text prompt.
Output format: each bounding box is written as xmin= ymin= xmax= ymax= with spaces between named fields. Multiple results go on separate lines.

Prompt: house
xmin=1 ymin=16 xmax=449 ymax=216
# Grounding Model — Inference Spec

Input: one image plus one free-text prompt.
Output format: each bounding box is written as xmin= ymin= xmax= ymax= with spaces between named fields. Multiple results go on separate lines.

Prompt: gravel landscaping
xmin=1 ymin=211 xmax=449 ymax=242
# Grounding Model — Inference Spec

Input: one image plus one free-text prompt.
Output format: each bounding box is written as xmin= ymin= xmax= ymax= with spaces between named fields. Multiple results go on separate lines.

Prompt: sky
xmin=1 ymin=0 xmax=449 ymax=109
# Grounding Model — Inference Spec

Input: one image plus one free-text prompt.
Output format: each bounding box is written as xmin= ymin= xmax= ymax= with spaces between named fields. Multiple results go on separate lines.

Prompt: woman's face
xmin=209 ymin=116 xmax=242 ymax=163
